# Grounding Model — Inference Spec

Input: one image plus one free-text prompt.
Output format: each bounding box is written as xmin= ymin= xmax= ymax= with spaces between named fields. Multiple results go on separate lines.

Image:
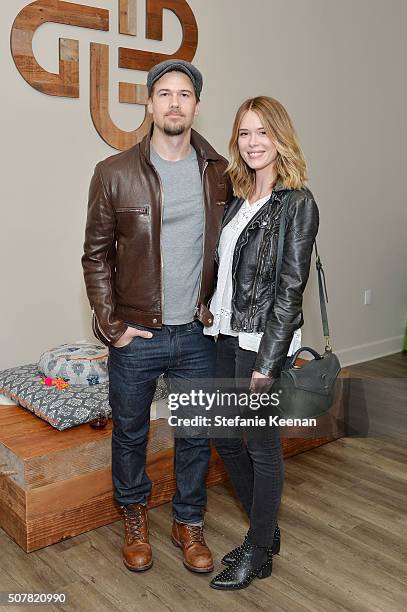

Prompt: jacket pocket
xmin=116 ymin=207 xmax=149 ymax=214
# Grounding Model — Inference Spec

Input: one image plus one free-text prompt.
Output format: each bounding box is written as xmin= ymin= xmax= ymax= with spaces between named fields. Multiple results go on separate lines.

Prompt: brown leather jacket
xmin=82 ymin=128 xmax=231 ymax=346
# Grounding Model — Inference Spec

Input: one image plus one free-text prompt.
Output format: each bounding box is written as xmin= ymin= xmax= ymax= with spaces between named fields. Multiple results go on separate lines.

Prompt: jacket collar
xmin=139 ymin=125 xmax=223 ymax=163
xmin=223 ymin=185 xmax=288 ymax=228
xmin=273 ymin=181 xmax=291 ymax=193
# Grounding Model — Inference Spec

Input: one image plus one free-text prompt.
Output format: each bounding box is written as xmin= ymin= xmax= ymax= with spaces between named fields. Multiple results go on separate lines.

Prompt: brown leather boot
xmin=171 ymin=520 xmax=214 ymax=573
xmin=121 ymin=503 xmax=152 ymax=572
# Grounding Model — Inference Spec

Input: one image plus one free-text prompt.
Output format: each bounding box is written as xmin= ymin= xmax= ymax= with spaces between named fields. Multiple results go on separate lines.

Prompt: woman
xmin=204 ymin=96 xmax=319 ymax=590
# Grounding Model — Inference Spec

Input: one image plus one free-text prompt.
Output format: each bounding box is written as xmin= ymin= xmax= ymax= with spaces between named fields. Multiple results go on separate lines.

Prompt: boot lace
xmin=122 ymin=505 xmax=145 ymax=544
xmin=185 ymin=524 xmax=205 ymax=545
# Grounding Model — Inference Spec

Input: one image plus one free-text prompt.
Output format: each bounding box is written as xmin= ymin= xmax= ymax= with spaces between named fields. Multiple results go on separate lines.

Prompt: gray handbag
xmin=271 ymin=199 xmax=341 ymax=420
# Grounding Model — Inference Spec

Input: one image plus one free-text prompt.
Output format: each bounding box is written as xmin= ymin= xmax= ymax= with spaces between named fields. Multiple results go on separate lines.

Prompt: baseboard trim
xmin=336 ymin=336 xmax=404 ymax=367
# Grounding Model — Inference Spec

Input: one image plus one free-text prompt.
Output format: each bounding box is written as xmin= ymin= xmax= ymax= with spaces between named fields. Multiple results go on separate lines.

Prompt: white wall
xmin=1 ymin=0 xmax=406 ymax=370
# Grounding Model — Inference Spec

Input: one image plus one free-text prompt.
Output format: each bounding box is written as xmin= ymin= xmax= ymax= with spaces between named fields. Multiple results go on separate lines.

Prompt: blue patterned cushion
xmin=38 ymin=343 xmax=108 ymax=386
xmin=0 ymin=364 xmax=169 ymax=430
xmin=0 ymin=364 xmax=109 ymax=430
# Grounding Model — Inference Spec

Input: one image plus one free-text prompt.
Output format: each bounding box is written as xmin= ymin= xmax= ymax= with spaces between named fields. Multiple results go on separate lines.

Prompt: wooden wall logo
xmin=10 ymin=0 xmax=198 ymax=150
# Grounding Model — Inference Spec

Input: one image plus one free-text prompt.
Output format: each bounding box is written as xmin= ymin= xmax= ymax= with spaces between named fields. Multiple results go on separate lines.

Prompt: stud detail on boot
xmin=221 ymin=524 xmax=280 ymax=566
xmin=210 ymin=541 xmax=273 ymax=590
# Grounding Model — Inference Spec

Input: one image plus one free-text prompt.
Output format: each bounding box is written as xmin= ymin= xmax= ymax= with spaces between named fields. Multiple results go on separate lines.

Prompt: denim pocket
xmin=112 ymin=336 xmax=139 ymax=351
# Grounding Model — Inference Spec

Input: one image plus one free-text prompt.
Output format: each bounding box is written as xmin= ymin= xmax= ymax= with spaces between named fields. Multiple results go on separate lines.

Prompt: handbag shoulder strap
xmin=274 ymin=197 xmax=332 ymax=352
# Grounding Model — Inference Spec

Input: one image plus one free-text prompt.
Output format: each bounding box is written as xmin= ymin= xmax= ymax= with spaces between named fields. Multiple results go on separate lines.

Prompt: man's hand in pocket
xmin=113 ymin=326 xmax=153 ymax=348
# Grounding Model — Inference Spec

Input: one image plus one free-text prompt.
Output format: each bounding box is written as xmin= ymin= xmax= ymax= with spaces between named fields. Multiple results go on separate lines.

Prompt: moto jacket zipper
xmin=92 ymin=308 xmax=110 ymax=343
xmin=195 ymin=160 xmax=208 ymax=316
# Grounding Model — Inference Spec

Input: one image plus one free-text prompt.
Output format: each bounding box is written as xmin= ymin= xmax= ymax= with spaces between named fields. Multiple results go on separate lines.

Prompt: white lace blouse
xmin=204 ymin=194 xmax=301 ymax=355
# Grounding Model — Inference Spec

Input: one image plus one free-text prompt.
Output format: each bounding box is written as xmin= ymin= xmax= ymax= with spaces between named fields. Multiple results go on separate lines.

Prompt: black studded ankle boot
xmin=210 ymin=541 xmax=273 ymax=590
xmin=221 ymin=524 xmax=280 ymax=566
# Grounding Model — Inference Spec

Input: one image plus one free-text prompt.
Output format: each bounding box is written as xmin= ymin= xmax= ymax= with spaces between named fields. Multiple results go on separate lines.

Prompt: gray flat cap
xmin=147 ymin=60 xmax=203 ymax=99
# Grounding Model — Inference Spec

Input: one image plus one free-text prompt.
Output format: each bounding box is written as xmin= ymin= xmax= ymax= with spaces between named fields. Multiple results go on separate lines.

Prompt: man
xmin=82 ymin=60 xmax=231 ymax=573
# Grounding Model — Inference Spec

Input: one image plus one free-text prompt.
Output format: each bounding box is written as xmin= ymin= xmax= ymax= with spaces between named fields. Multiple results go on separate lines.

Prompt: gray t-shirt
xmin=150 ymin=145 xmax=204 ymax=325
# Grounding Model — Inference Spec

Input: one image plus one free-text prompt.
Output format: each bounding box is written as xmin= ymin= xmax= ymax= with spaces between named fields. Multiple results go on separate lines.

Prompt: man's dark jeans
xmin=108 ymin=320 xmax=216 ymax=525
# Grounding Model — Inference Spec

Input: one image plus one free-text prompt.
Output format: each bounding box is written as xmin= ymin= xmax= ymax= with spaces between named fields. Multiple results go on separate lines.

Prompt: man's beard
xmin=163 ymin=121 xmax=187 ymax=136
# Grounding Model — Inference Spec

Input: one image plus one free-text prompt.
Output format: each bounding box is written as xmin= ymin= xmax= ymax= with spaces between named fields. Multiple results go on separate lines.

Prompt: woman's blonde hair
xmin=227 ymin=96 xmax=308 ymax=198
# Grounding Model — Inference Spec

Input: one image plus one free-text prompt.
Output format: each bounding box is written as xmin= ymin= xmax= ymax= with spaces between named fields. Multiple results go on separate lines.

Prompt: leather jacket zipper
xmin=92 ymin=308 xmax=110 ymax=343
xmin=149 ymin=163 xmax=165 ymax=323
xmin=230 ymin=208 xmax=266 ymax=317
xmin=116 ymin=207 xmax=149 ymax=214
xmin=158 ymin=174 xmax=165 ymax=321
xmin=231 ymin=194 xmax=279 ymax=328
xmin=247 ymin=238 xmax=268 ymax=326
xmin=247 ymin=205 xmax=283 ymax=326
xmin=194 ymin=160 xmax=208 ymax=317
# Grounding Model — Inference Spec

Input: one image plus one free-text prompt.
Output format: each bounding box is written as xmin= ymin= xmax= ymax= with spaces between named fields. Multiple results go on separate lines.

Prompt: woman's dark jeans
xmin=213 ymin=334 xmax=285 ymax=547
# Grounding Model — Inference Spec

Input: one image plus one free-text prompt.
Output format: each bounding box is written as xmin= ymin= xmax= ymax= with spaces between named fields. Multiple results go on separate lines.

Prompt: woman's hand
xmin=250 ymin=371 xmax=275 ymax=393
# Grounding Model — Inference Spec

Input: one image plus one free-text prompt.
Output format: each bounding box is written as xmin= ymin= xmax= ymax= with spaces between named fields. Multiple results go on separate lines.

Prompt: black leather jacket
xmin=217 ymin=184 xmax=319 ymax=378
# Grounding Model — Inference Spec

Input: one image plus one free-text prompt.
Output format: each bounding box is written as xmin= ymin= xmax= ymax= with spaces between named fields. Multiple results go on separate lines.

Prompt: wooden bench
xmin=0 ymin=374 xmax=347 ymax=552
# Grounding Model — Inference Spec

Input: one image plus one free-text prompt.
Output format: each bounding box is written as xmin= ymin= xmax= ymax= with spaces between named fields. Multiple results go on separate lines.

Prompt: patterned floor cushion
xmin=38 ymin=342 xmax=108 ymax=386
xmin=0 ymin=364 xmax=168 ymax=430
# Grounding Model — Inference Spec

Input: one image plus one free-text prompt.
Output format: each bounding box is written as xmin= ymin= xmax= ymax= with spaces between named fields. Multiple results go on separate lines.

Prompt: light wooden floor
xmin=1 ymin=354 xmax=406 ymax=612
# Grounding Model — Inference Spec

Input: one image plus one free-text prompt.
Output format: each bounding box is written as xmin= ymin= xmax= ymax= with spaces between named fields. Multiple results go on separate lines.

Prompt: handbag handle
xmin=274 ymin=196 xmax=332 ymax=353
xmin=285 ymin=346 xmax=323 ymax=368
